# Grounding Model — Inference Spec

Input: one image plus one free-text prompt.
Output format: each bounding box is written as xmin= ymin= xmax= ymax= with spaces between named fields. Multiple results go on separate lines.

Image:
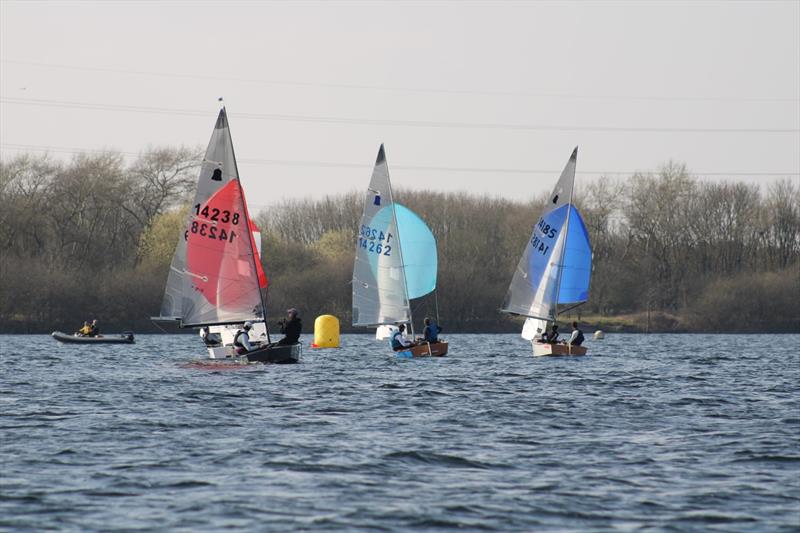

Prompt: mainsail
xmin=158 ymin=108 xmax=267 ymax=327
xmin=352 ymin=145 xmax=409 ymax=326
xmin=501 ymin=147 xmax=592 ymax=329
xmin=351 ymin=145 xmax=438 ymax=327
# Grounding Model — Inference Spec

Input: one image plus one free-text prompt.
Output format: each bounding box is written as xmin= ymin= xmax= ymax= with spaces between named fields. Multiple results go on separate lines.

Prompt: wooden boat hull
xmin=395 ymin=341 xmax=449 ymax=358
xmin=532 ymin=342 xmax=587 ymax=357
xmin=52 ymin=331 xmax=135 ymax=344
xmin=245 ymin=343 xmax=301 ymax=364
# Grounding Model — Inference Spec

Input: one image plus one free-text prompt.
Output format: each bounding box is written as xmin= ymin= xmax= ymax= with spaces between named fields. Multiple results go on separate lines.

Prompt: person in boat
xmin=233 ymin=321 xmax=255 ymax=355
xmin=541 ymin=324 xmax=560 ymax=344
xmin=200 ymin=327 xmax=222 ymax=347
xmin=76 ymin=321 xmax=92 ymax=336
xmin=421 ymin=317 xmax=441 ymax=343
xmin=276 ymin=308 xmax=302 ymax=346
xmin=87 ymin=319 xmax=100 ymax=337
xmin=567 ymin=321 xmax=585 ymax=347
xmin=391 ymin=324 xmax=414 ymax=351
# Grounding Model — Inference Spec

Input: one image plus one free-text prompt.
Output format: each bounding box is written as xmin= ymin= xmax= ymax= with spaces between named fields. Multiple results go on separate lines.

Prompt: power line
xmin=2 ymin=97 xmax=797 ymax=134
xmin=2 ymin=143 xmax=798 ymax=177
xmin=3 ymin=59 xmax=798 ymax=103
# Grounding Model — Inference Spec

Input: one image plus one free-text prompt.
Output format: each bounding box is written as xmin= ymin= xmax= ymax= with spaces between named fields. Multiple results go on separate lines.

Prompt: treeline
xmin=1 ymin=151 xmax=798 ymax=333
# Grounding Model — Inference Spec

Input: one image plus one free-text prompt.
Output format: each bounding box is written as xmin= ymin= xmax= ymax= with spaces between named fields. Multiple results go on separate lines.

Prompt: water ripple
xmin=1 ymin=333 xmax=798 ymax=531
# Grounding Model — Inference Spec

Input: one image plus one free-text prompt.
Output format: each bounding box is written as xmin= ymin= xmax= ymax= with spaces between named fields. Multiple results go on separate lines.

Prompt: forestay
xmin=501 ymin=147 xmax=592 ymax=325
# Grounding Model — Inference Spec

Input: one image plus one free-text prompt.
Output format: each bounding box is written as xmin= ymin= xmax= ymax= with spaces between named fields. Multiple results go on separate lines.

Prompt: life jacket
xmin=390 ymin=331 xmax=404 ymax=350
xmin=574 ymin=329 xmax=585 ymax=345
xmin=233 ymin=330 xmax=247 ymax=348
xmin=425 ymin=324 xmax=441 ymax=342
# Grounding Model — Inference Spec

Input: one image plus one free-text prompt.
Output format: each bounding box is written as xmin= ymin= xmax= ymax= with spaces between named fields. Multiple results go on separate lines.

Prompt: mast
xmin=385 ymin=148 xmax=415 ymax=337
xmin=224 ymin=104 xmax=271 ymax=343
xmin=552 ymin=146 xmax=578 ymax=322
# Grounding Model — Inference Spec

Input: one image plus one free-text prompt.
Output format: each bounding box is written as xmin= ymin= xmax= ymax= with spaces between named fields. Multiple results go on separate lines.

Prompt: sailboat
xmin=500 ymin=147 xmax=592 ymax=356
xmin=154 ymin=107 xmax=300 ymax=364
xmin=352 ymin=145 xmax=448 ymax=358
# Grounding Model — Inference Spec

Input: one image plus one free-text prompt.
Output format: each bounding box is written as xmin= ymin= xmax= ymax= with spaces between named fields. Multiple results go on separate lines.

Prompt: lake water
xmin=1 ymin=333 xmax=798 ymax=531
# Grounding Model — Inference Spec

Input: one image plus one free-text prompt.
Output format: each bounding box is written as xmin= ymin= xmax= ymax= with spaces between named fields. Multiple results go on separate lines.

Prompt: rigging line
xmin=2 ymin=144 xmax=798 ymax=177
xmin=4 ymin=59 xmax=798 ymax=103
xmin=2 ymin=97 xmax=798 ymax=133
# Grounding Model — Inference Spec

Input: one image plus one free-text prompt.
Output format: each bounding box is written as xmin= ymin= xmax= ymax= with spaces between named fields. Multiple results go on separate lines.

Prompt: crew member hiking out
xmin=277 ymin=308 xmax=302 ymax=346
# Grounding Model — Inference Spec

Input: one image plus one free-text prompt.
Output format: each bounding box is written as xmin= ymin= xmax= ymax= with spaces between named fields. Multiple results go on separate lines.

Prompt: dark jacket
xmin=423 ymin=323 xmax=441 ymax=343
xmin=279 ymin=317 xmax=302 ymax=345
xmin=542 ymin=330 xmax=559 ymax=343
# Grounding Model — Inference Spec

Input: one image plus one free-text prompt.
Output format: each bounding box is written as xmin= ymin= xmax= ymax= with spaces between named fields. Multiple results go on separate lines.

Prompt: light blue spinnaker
xmin=368 ymin=204 xmax=437 ymax=300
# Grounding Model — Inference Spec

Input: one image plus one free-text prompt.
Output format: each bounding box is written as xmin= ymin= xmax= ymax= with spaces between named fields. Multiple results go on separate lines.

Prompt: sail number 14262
xmin=358 ymin=225 xmax=392 ymax=256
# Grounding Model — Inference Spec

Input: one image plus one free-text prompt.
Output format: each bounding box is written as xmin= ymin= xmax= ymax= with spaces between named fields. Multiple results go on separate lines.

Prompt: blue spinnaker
xmin=557 ymin=208 xmax=592 ymax=304
xmin=520 ymin=203 xmax=592 ymax=317
xmin=368 ymin=203 xmax=437 ymax=300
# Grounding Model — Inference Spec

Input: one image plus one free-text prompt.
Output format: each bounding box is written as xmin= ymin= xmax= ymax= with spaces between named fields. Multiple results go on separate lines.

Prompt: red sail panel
xmin=248 ymin=218 xmax=268 ymax=289
xmin=186 ymin=180 xmax=262 ymax=317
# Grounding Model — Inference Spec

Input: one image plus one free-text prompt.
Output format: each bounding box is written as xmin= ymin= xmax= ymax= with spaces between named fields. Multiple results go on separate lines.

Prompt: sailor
xmin=422 ymin=317 xmax=441 ymax=343
xmin=391 ymin=324 xmax=413 ymax=351
xmin=87 ymin=319 xmax=100 ymax=337
xmin=77 ymin=321 xmax=92 ymax=336
xmin=541 ymin=324 xmax=560 ymax=344
xmin=568 ymin=321 xmax=585 ymax=347
xmin=233 ymin=321 xmax=255 ymax=355
xmin=200 ymin=327 xmax=222 ymax=347
xmin=276 ymin=308 xmax=302 ymax=346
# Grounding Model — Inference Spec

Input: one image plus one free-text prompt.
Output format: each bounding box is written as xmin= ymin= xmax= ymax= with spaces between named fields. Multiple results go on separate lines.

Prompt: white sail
xmin=352 ymin=145 xmax=410 ymax=326
xmin=521 ymin=317 xmax=548 ymax=341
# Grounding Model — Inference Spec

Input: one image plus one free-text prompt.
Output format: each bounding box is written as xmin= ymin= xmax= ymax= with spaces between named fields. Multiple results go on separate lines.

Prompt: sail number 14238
xmin=186 ymin=203 xmax=241 ymax=243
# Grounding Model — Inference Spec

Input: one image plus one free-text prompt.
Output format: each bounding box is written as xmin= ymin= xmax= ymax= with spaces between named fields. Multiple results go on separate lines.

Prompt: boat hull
xmin=532 ymin=342 xmax=587 ymax=357
xmin=245 ymin=343 xmax=302 ymax=364
xmin=52 ymin=331 xmax=135 ymax=344
xmin=395 ymin=341 xmax=449 ymax=358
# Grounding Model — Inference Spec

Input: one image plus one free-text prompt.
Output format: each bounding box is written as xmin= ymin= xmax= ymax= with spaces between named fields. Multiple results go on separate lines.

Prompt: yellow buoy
xmin=593 ymin=330 xmax=605 ymax=340
xmin=313 ymin=315 xmax=340 ymax=348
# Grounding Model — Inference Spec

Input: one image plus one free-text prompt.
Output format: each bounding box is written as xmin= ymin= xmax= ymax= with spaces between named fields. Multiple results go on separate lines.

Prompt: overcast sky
xmin=1 ymin=0 xmax=798 ymax=207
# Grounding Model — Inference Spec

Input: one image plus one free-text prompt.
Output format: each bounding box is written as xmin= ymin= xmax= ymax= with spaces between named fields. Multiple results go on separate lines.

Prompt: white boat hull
xmin=204 ymin=322 xmax=269 ymax=359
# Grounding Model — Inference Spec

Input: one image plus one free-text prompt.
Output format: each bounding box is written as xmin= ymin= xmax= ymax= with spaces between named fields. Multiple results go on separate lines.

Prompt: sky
xmin=1 ymin=0 xmax=798 ymax=208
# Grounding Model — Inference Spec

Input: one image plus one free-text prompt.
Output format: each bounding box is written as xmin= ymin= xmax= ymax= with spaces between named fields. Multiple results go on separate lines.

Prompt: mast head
xmin=215 ymin=107 xmax=228 ymax=130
